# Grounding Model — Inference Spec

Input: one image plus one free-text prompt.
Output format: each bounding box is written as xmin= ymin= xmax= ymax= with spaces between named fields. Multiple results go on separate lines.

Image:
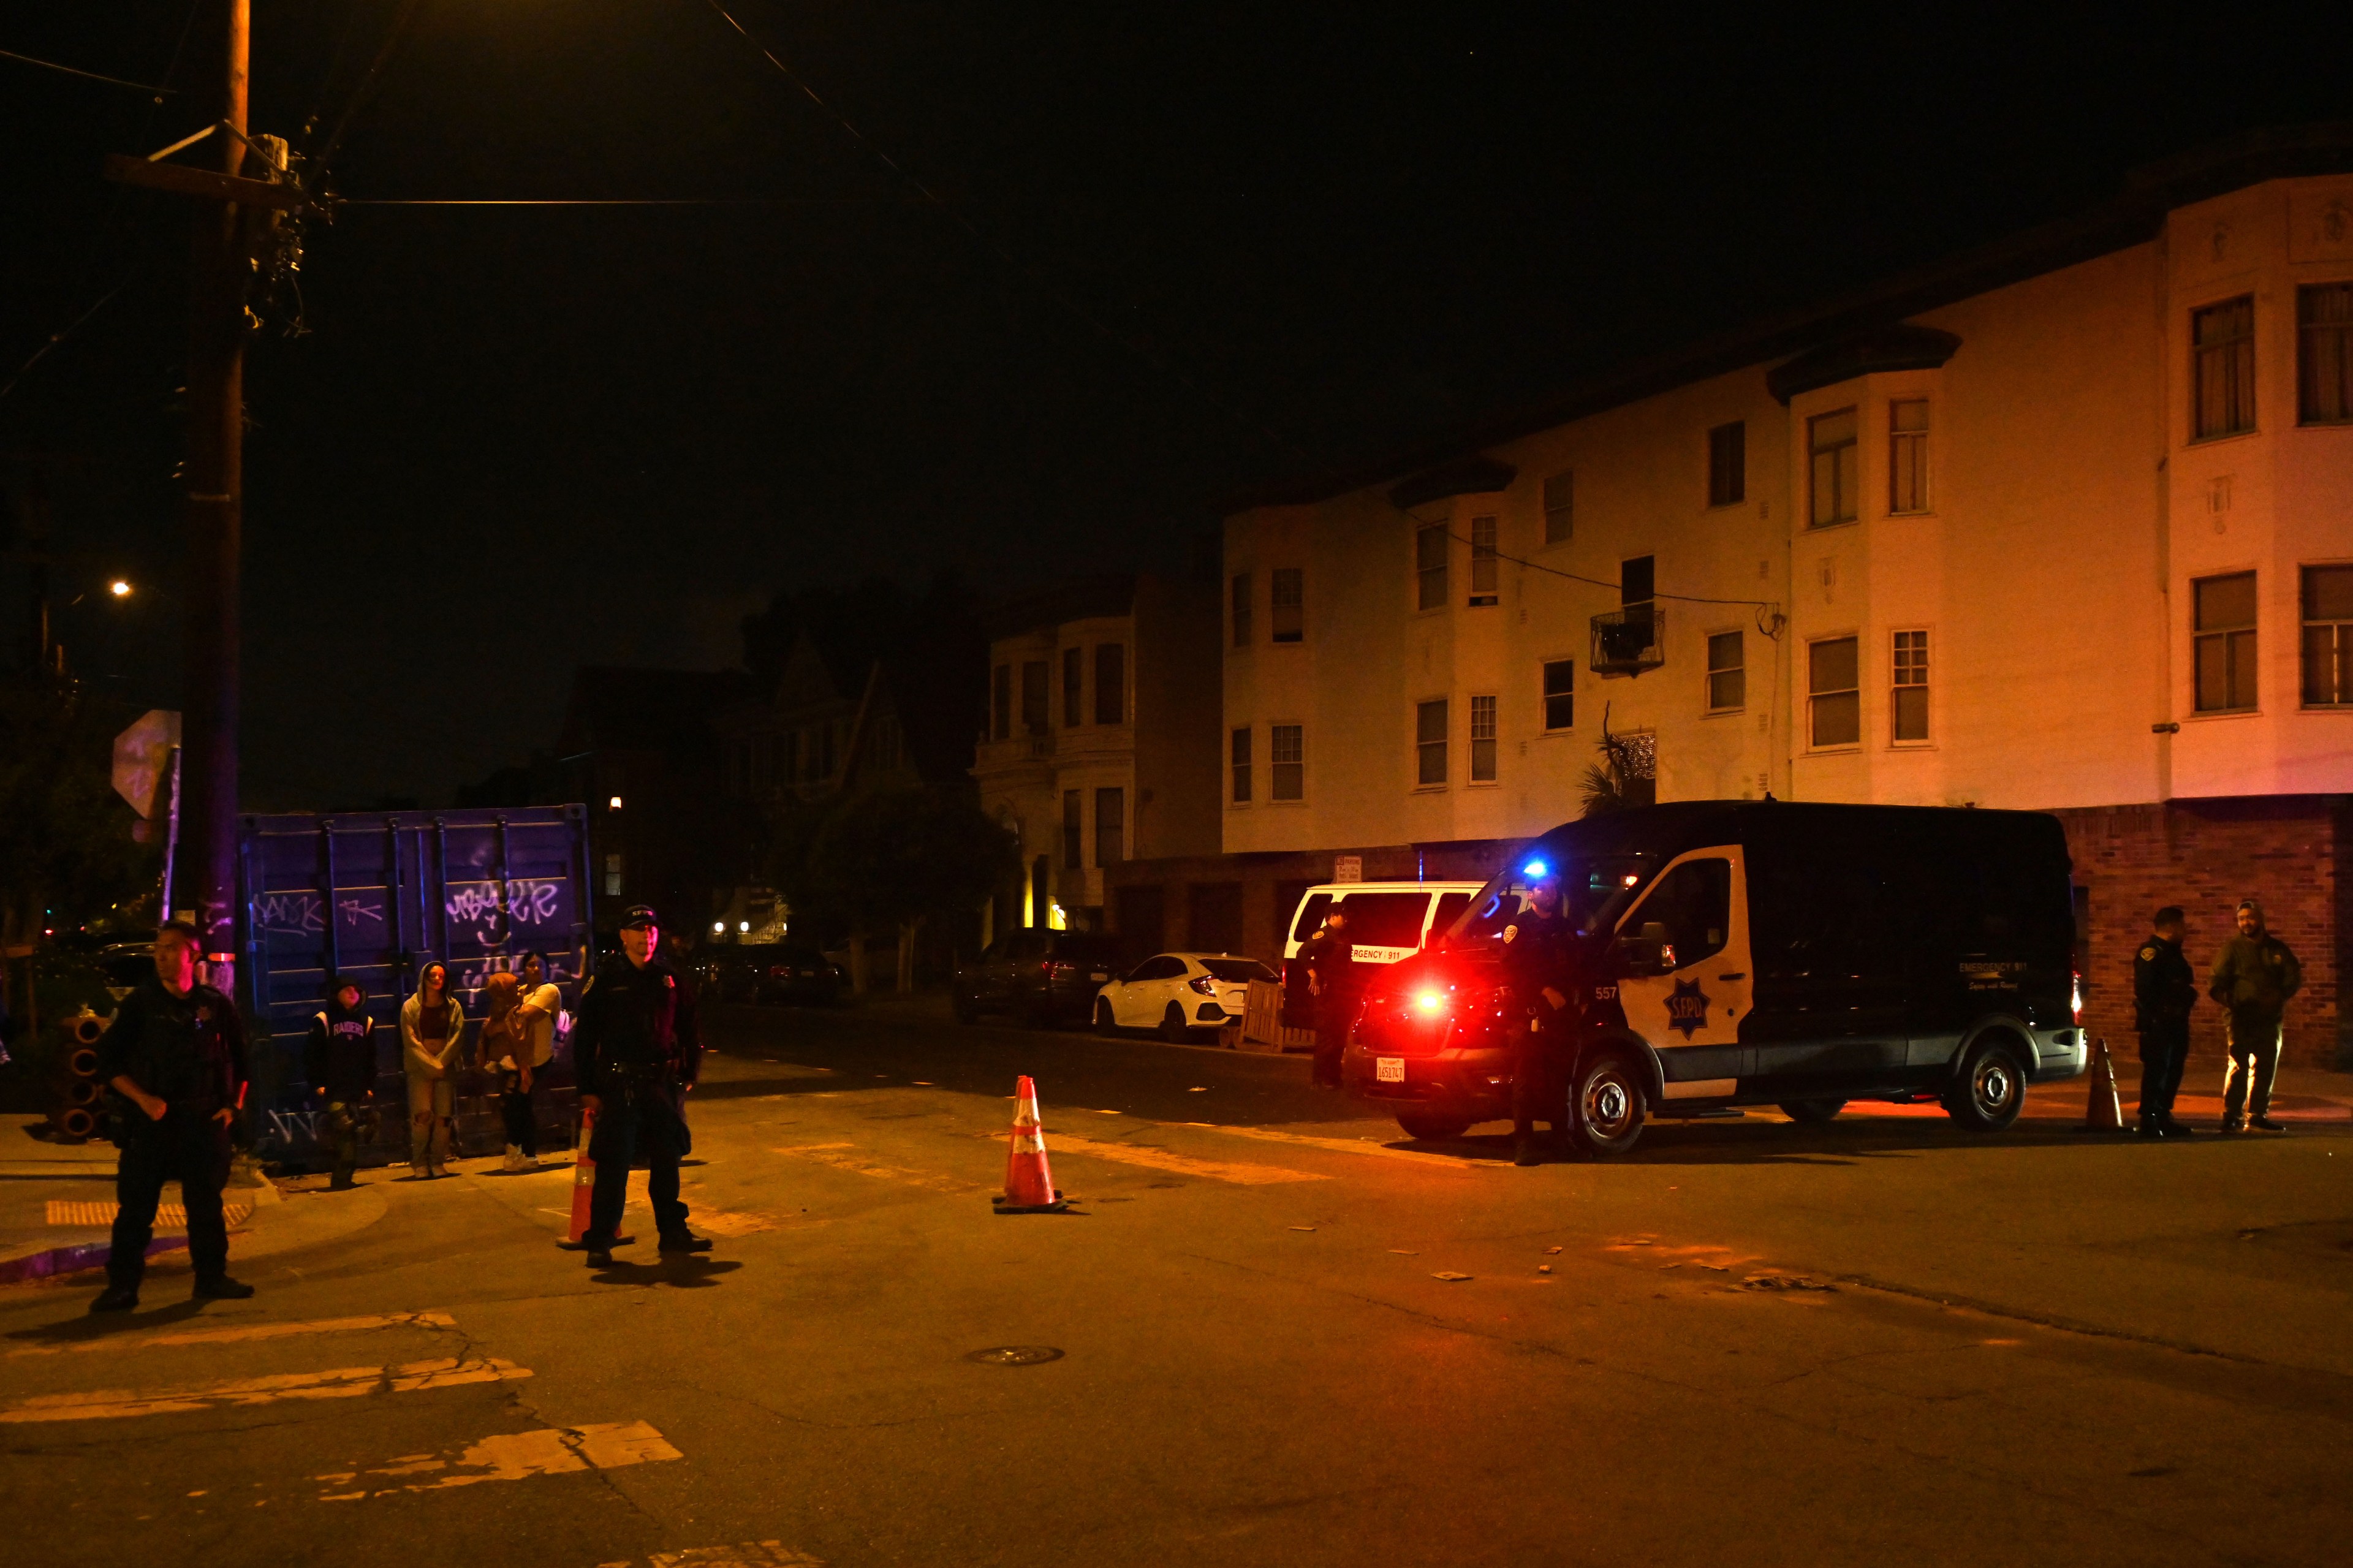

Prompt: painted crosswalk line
xmin=45 ymin=1199 xmax=253 ymax=1227
xmin=771 ymin=1143 xmax=985 ymax=1196
xmin=315 ymin=1420 xmax=683 ymax=1500
xmin=1179 ymin=1123 xmax=1483 ymax=1168
xmin=595 ymin=1544 xmax=823 ymax=1567
xmin=1046 ymin=1133 xmax=1327 ymax=1185
xmin=9 ymin=1309 xmax=459 ymax=1357
xmin=0 ymin=1355 xmax=531 ymax=1423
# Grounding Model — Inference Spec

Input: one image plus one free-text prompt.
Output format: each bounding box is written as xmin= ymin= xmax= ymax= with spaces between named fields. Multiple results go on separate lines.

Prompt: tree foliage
xmin=0 ymin=680 xmax=157 ymax=942
xmin=767 ymin=783 xmax=1017 ymax=951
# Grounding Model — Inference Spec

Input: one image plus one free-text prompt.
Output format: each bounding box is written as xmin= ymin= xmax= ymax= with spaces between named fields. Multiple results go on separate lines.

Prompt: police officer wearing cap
xmin=2131 ymin=906 xmax=2197 ymax=1138
xmin=574 ymin=905 xmax=708 ymax=1265
xmin=1498 ymin=866 xmax=1577 ymax=1166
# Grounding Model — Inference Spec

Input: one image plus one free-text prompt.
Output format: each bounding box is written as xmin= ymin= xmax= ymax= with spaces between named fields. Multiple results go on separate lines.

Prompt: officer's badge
xmin=1664 ymin=979 xmax=1709 ymax=1040
xmin=2139 ymin=946 xmax=2157 ymax=961
xmin=1502 ymin=925 xmax=1518 ymax=945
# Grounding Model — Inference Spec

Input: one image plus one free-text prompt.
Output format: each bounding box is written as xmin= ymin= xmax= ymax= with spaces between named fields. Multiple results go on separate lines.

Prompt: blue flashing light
xmin=1521 ymin=858 xmax=1548 ymax=879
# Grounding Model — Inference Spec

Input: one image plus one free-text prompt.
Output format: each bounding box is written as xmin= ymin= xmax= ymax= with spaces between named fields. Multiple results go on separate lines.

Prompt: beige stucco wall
xmin=1222 ymin=172 xmax=2353 ymax=856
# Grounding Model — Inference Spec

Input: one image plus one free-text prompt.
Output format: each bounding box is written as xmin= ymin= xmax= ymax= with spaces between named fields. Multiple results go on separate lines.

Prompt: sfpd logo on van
xmin=1664 ymin=979 xmax=1710 ymax=1039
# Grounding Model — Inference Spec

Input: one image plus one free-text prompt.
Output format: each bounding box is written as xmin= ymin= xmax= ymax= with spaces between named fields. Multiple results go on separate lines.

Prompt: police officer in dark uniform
xmin=2132 ymin=906 xmax=2198 ymax=1139
xmin=1498 ymin=868 xmax=1577 ymax=1165
xmin=1300 ymin=909 xmax=1358 ymax=1089
xmin=574 ymin=905 xmax=708 ymax=1266
xmin=89 ymin=920 xmax=252 ymax=1311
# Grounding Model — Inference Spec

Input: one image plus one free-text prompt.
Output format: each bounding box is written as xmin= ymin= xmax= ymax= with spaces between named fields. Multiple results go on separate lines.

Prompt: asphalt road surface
xmin=4 ymin=1002 xmax=2349 ymax=1567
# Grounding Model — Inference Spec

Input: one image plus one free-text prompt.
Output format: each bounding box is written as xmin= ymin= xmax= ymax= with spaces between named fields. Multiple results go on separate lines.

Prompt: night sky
xmin=5 ymin=2 xmax=2347 ymax=808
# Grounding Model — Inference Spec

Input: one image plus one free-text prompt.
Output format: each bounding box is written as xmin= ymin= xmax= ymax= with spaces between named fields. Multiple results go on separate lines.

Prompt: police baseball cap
xmin=618 ymin=904 xmax=659 ymax=930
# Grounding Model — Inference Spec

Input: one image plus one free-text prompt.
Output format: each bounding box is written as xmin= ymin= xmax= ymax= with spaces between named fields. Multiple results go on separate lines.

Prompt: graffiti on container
xmin=257 ymin=894 xmax=325 ymax=936
xmin=267 ymin=1108 xmax=325 ymax=1146
xmin=444 ymin=879 xmax=565 ymax=934
xmin=338 ymin=896 xmax=385 ymax=930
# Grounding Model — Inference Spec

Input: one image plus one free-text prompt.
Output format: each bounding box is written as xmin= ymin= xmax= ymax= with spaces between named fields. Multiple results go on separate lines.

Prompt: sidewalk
xmin=0 ymin=1117 xmax=290 ymax=1286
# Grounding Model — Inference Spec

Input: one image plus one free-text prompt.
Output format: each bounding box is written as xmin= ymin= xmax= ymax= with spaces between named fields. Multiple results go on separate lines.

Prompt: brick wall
xmin=2050 ymin=795 xmax=2346 ymax=1068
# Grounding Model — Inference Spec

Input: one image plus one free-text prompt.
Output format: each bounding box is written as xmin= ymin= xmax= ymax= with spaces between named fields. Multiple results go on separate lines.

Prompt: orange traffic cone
xmin=2083 ymin=1037 xmax=2125 ymax=1132
xmin=566 ymin=1106 xmax=599 ymax=1243
xmin=994 ymin=1075 xmax=1068 ymax=1213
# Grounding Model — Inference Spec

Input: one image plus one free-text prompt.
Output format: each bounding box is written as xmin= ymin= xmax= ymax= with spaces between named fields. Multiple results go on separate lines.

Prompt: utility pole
xmin=178 ymin=0 xmax=250 ymax=981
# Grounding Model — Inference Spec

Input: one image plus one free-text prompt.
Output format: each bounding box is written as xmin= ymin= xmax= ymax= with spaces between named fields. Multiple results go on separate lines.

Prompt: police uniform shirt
xmin=575 ymin=955 xmax=702 ymax=1092
xmin=2131 ymin=936 xmax=2195 ymax=1034
xmin=96 ymin=977 xmax=248 ymax=1112
xmin=1498 ymin=906 xmax=1576 ymax=993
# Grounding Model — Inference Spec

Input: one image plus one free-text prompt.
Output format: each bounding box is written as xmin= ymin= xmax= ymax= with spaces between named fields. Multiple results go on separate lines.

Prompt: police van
xmin=1278 ymin=881 xmax=1486 ymax=1026
xmin=1342 ymin=801 xmax=2088 ymax=1155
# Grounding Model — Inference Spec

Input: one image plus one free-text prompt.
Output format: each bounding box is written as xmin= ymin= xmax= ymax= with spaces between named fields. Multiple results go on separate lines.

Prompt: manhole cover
xmin=965 ymin=1346 xmax=1064 ymax=1367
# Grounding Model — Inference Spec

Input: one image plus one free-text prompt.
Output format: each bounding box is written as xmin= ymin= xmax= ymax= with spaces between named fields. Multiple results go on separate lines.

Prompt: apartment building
xmin=1222 ymin=135 xmax=2352 ymax=1064
xmin=971 ymin=575 xmax=1221 ymax=943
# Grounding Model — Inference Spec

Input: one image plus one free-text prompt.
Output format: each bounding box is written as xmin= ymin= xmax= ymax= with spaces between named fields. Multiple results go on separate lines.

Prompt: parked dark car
xmin=697 ymin=943 xmax=844 ymax=1006
xmin=954 ymin=929 xmax=1126 ymax=1028
xmin=1346 ymin=800 xmax=2087 ymax=1156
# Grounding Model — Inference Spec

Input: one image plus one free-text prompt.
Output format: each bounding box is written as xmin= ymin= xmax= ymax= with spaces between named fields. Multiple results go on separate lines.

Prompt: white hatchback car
xmin=1093 ymin=952 xmax=1280 ymax=1042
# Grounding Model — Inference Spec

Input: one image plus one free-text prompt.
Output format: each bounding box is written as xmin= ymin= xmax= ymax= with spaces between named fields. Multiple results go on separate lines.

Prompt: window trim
xmin=1703 ymin=628 xmax=1746 ymax=716
xmin=1540 ymin=657 xmax=1576 ymax=733
xmin=1890 ymin=626 xmax=1931 ymax=746
xmin=2298 ymin=282 xmax=2353 ymax=428
xmin=2298 ymin=561 xmax=2353 ymax=710
xmin=1888 ymin=398 xmax=1931 ymax=516
xmin=1093 ymin=642 xmax=1126 ymax=727
xmin=1414 ymin=697 xmax=1449 ymax=789
xmin=1414 ymin=523 xmax=1449 ymax=613
xmin=1229 ymin=725 xmax=1254 ymax=805
xmin=1807 ymin=406 xmax=1860 ymax=529
xmin=1468 ymin=693 xmax=1498 ymax=784
xmin=1270 ymin=566 xmax=1305 ymax=643
xmin=1805 ymin=632 xmax=1862 ymax=752
xmin=1468 ymin=517 xmax=1499 ymax=607
xmin=2191 ymin=570 xmax=2260 ymax=716
xmin=2191 ymin=294 xmax=2257 ymax=444
xmin=1268 ymin=722 xmax=1305 ymax=803
xmin=1093 ymin=785 xmax=1124 ymax=868
xmin=1061 ymin=645 xmax=1083 ymax=729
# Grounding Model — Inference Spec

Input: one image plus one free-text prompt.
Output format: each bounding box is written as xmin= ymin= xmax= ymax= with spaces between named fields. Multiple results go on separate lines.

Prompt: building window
xmin=1542 ymin=471 xmax=1574 ymax=545
xmin=1271 ymin=567 xmax=1304 ymax=642
xmin=1469 ymin=694 xmax=1498 ymax=781
xmin=1541 ymin=659 xmax=1575 ymax=731
xmin=2301 ymin=565 xmax=2353 ymax=707
xmin=1062 ymin=790 xmax=1083 ymax=873
xmin=1892 ymin=629 xmax=1930 ymax=741
xmin=1094 ymin=643 xmax=1124 ymax=725
xmin=2300 ymin=284 xmax=2353 ymax=425
xmin=2192 ymin=571 xmax=2258 ymax=713
xmin=1415 ymin=699 xmax=1449 ymax=786
xmin=1706 ymin=631 xmax=1745 ymax=712
xmin=1094 ymin=787 xmax=1124 ymax=867
xmin=1708 ymin=421 xmax=1745 ymax=507
xmin=1809 ymin=407 xmax=1859 ymax=527
xmin=1889 ymin=399 xmax=1930 ymax=513
xmin=1468 ymin=517 xmax=1499 ymax=606
xmin=1230 ymin=572 xmax=1252 ymax=647
xmin=1415 ymin=524 xmax=1448 ymax=610
xmin=1062 ymin=646 xmax=1083 ymax=727
xmin=991 ymin=663 xmax=1011 ymax=741
xmin=1808 ymin=636 xmax=1860 ymax=747
xmin=1270 ymin=724 xmax=1303 ymax=801
xmin=2192 ymin=296 xmax=2256 ymax=439
xmin=1230 ymin=727 xmax=1252 ymax=802
xmin=602 ymin=853 xmax=623 ymax=898
xmin=1020 ymin=660 xmax=1048 ymax=735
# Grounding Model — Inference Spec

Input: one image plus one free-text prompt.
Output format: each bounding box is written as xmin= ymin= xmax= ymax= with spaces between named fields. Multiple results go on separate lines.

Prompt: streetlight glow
xmin=108 ymin=580 xmax=132 ymax=597
xmin=608 ymin=795 xmax=623 ymax=811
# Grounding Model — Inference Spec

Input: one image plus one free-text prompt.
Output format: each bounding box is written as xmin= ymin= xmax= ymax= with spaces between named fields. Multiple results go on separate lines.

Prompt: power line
xmin=0 ymin=279 xmax=137 ymax=404
xmin=335 ymin=197 xmax=920 ymax=206
xmin=1422 ymin=521 xmax=1786 ymax=637
xmin=0 ymin=47 xmax=176 ymax=96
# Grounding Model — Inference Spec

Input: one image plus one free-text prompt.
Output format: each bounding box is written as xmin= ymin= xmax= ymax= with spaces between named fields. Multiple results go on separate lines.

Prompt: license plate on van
xmin=1376 ymin=1058 xmax=1405 ymax=1083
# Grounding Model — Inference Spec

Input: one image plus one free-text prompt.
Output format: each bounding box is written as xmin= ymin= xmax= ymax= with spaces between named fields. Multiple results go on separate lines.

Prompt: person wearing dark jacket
xmin=2131 ymin=907 xmax=2199 ymax=1139
xmin=2210 ymin=898 xmax=2303 ymax=1132
xmin=89 ymin=920 xmax=252 ymax=1311
xmin=305 ymin=975 xmax=380 ymax=1188
xmin=572 ymin=905 xmax=707 ymax=1265
xmin=1498 ymin=869 xmax=1578 ymax=1165
xmin=1300 ymin=909 xmax=1359 ymax=1089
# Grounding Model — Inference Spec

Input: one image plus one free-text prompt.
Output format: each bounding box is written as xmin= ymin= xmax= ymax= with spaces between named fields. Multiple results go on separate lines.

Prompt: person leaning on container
xmin=572 ymin=906 xmax=709 ymax=1266
xmin=401 ymin=960 xmax=467 ymax=1177
xmin=2210 ymin=898 xmax=2303 ymax=1134
xmin=306 ymin=974 xmax=381 ymax=1187
xmin=88 ymin=920 xmax=252 ymax=1311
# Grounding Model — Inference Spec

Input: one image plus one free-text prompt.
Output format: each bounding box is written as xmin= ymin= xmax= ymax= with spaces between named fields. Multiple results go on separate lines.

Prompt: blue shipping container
xmin=237 ymin=805 xmax=596 ymax=1162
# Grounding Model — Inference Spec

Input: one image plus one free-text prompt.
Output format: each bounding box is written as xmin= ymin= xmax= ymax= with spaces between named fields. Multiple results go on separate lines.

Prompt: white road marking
xmin=594 ymin=1541 xmax=822 ymax=1566
xmin=1 ymin=1357 xmax=531 ymax=1423
xmin=317 ymin=1420 xmax=682 ymax=1500
xmin=9 ymin=1309 xmax=458 ymax=1357
xmin=1047 ymin=1134 xmax=1325 ymax=1186
xmin=772 ymin=1144 xmax=985 ymax=1195
xmin=1178 ymin=1123 xmax=1480 ymax=1169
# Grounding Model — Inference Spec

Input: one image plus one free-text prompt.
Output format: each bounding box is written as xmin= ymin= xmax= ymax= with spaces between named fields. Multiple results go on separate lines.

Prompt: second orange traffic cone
xmin=566 ymin=1106 xmax=599 ymax=1243
xmin=2083 ymin=1037 xmax=2125 ymax=1132
xmin=995 ymin=1075 xmax=1068 ymax=1213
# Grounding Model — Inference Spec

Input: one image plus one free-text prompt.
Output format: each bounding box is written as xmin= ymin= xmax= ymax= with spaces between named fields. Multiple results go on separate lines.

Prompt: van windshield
xmin=1446 ymin=855 xmax=1651 ymax=949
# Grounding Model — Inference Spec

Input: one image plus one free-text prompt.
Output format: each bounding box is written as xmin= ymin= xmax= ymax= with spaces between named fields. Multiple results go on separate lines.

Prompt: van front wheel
xmin=1569 ymin=1053 xmax=1646 ymax=1157
xmin=1946 ymin=1038 xmax=2028 ymax=1132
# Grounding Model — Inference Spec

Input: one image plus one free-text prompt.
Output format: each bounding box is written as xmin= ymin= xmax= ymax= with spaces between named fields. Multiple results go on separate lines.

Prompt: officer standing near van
xmin=1499 ymin=869 xmax=1577 ymax=1165
xmin=2132 ymin=907 xmax=2197 ymax=1138
xmin=2210 ymin=898 xmax=2302 ymax=1133
xmin=573 ymin=905 xmax=710 ymax=1265
xmin=1302 ymin=908 xmax=1358 ymax=1089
